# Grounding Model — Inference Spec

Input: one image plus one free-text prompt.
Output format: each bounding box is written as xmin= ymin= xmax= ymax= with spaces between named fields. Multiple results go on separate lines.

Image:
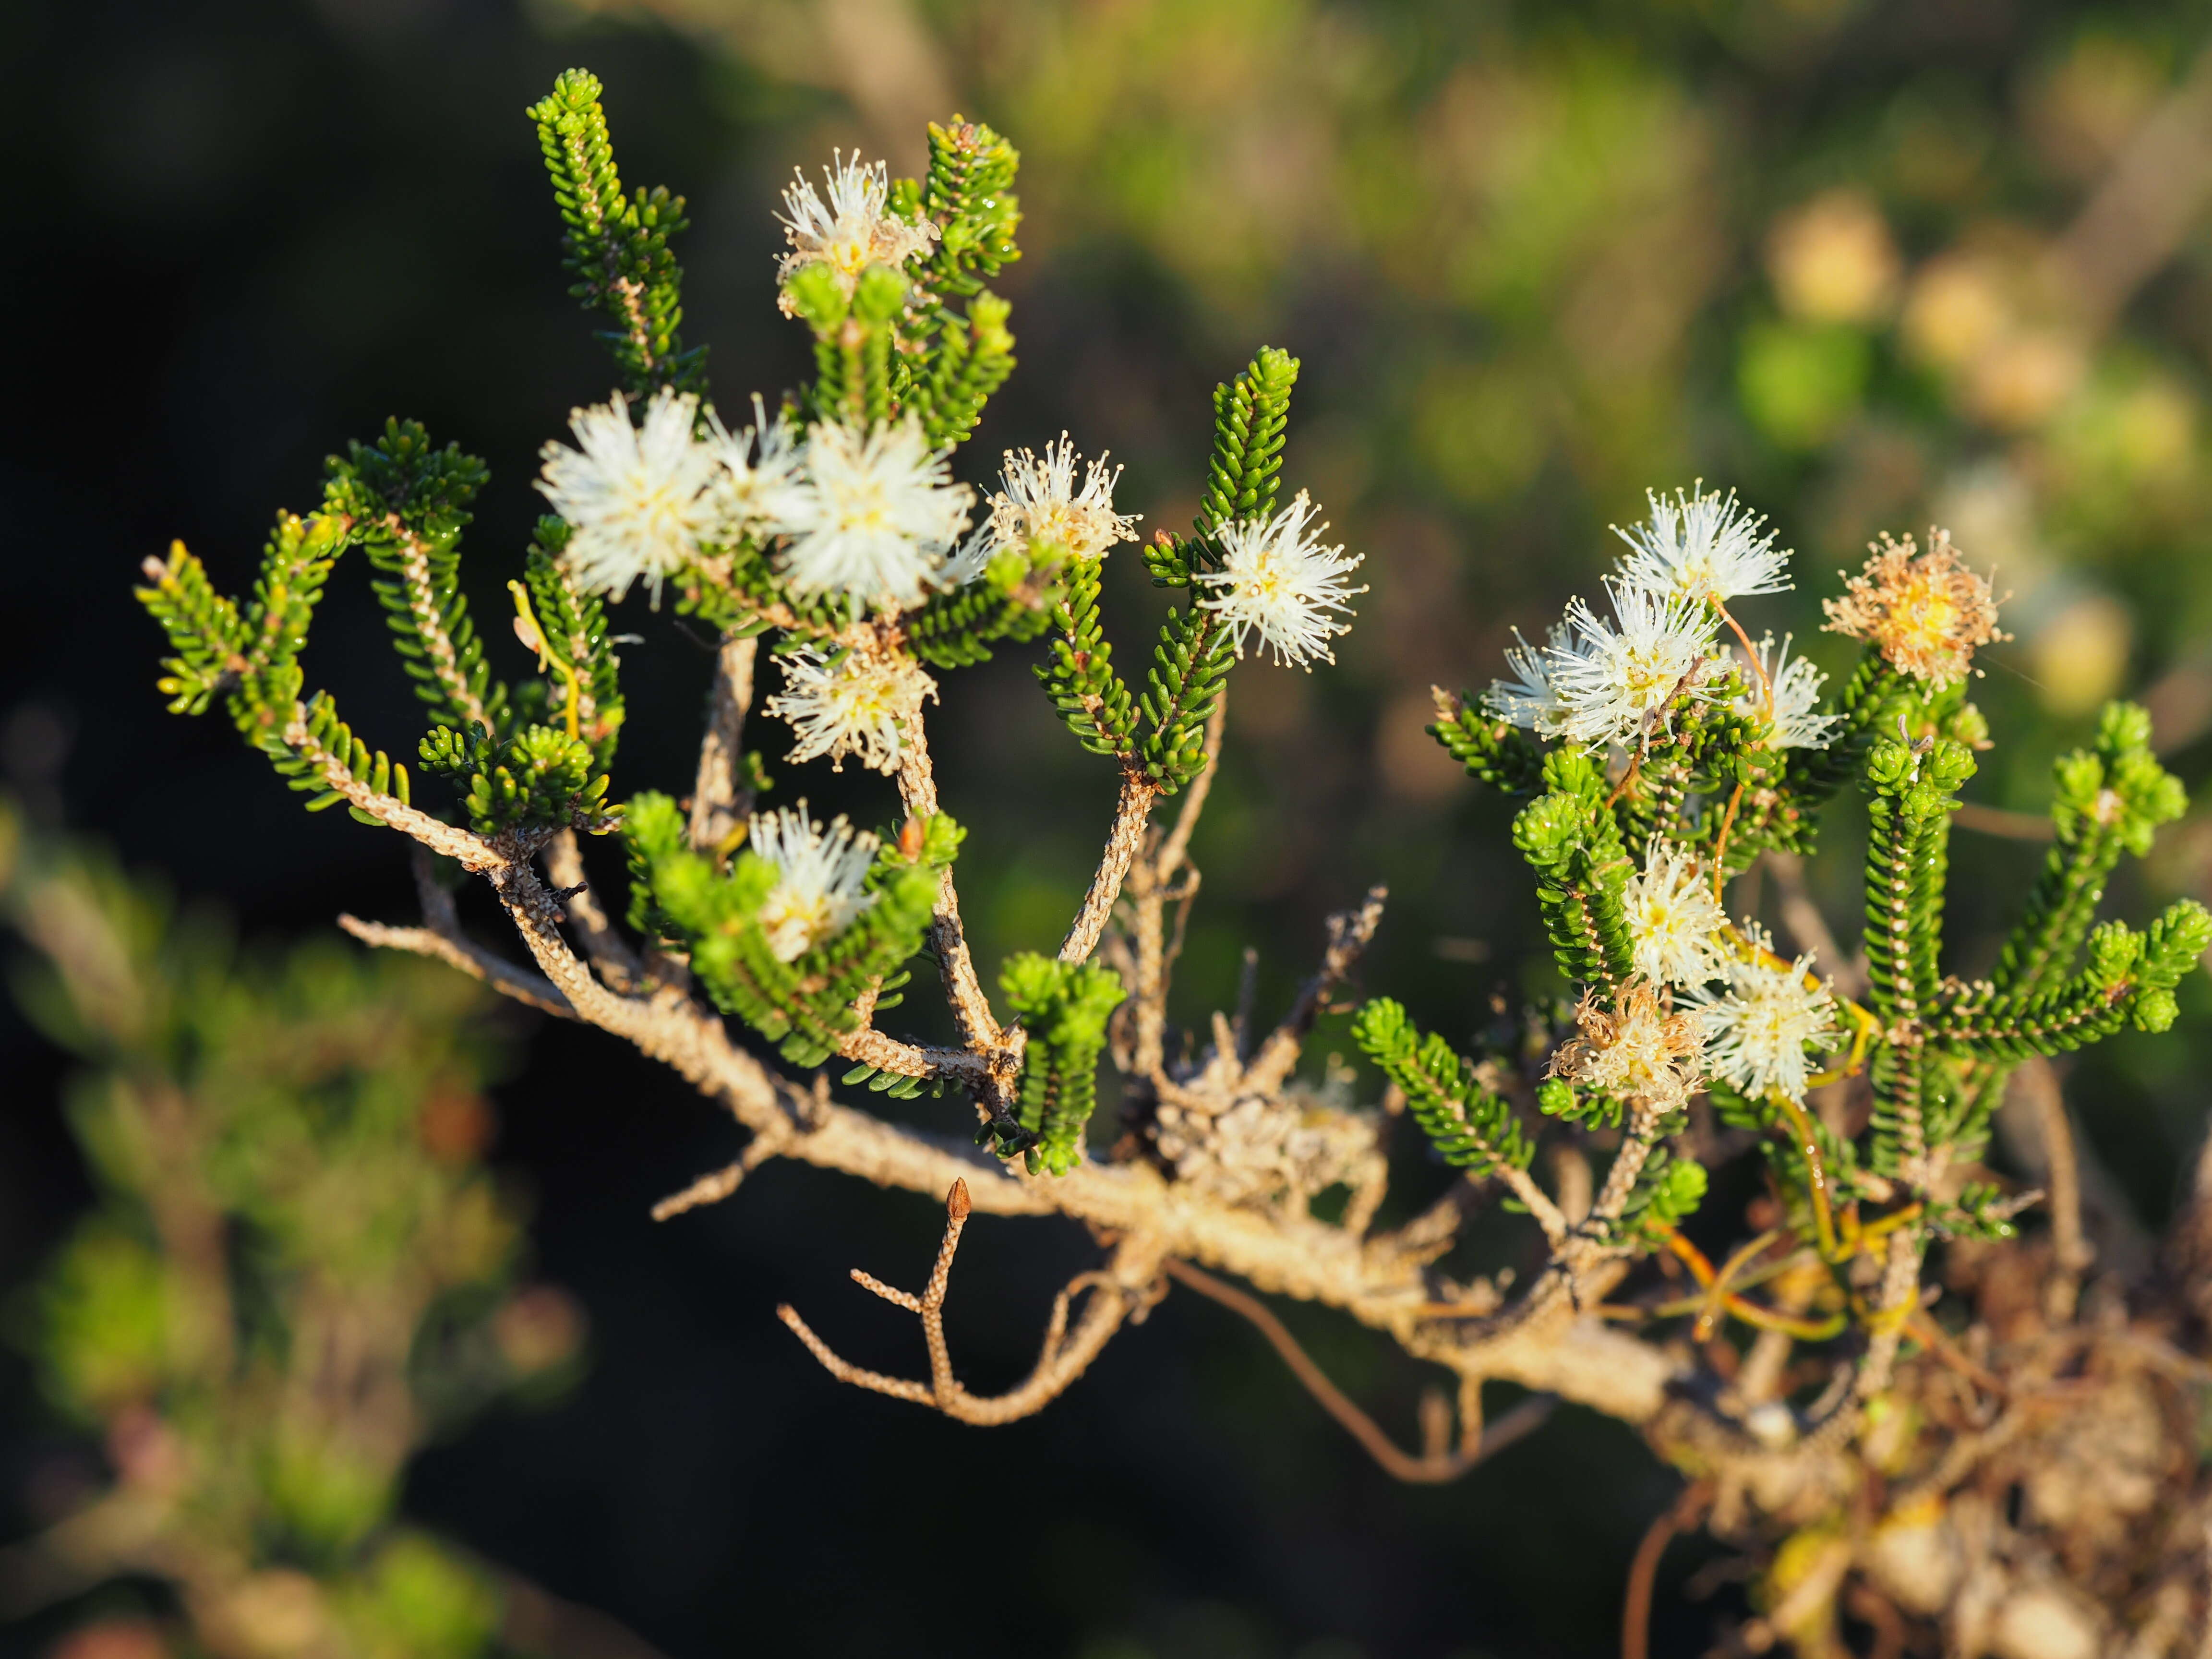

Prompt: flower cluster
xmin=1612 ymin=484 xmax=1791 ymax=606
xmin=766 ymin=415 xmax=975 ymax=609
xmin=748 ymin=804 xmax=879 ymax=962
xmin=763 ymin=644 xmax=937 ymax=775
xmin=537 ymin=387 xmax=729 ymax=605
xmin=1689 ymin=926 xmax=1841 ymax=1104
xmin=968 ymin=436 xmax=1140 ymax=567
xmin=1197 ymin=491 xmax=1367 ymax=669
xmin=1484 ymin=484 xmax=1853 ymax=756
xmin=538 ymin=397 xmax=977 ymax=613
xmin=775 ymin=152 xmax=937 ymax=308
xmin=1822 ymin=528 xmax=2008 ymax=689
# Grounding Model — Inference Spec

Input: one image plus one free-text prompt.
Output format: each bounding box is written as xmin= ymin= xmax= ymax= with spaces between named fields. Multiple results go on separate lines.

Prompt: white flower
xmin=1485 ymin=623 xmax=1571 ymax=736
xmin=1542 ymin=576 xmax=1721 ymax=750
xmin=1614 ymin=484 xmax=1792 ymax=605
xmin=748 ymin=804 xmax=879 ymax=963
xmin=762 ymin=645 xmax=937 ymax=775
xmin=1737 ymin=633 xmax=1840 ymax=751
xmin=537 ymin=387 xmax=724 ymax=603
xmin=1194 ymin=491 xmax=1367 ymax=669
xmin=978 ymin=435 xmax=1141 ymax=564
xmin=1689 ymin=925 xmax=1841 ymax=1104
xmin=776 ymin=152 xmax=937 ymax=304
xmin=766 ymin=414 xmax=975 ymax=610
xmin=1623 ymin=841 xmax=1729 ymax=988
xmin=707 ymin=395 xmax=804 ymax=542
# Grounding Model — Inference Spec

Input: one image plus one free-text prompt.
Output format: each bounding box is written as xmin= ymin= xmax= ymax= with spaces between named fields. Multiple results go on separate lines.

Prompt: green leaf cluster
xmin=1511 ymin=749 xmax=1636 ymax=995
xmin=527 ymin=67 xmax=703 ymax=396
xmin=997 ymin=953 xmax=1127 ymax=1173
xmin=1351 ymin=998 xmax=1533 ymax=1179
xmin=622 ymin=793 xmax=957 ymax=1068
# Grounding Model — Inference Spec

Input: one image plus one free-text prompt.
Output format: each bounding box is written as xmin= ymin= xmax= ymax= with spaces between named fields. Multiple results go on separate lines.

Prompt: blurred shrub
xmin=0 ymin=805 xmax=584 ymax=1657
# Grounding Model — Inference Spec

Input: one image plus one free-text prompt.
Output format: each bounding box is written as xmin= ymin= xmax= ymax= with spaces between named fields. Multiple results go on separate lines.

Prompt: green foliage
xmin=324 ymin=418 xmax=506 ymax=739
xmin=1 ymin=814 xmax=572 ymax=1644
xmin=527 ymin=67 xmax=703 ymax=396
xmin=1351 ymin=998 xmax=1533 ymax=1179
xmin=1512 ymin=748 xmax=1636 ymax=995
xmin=622 ymin=793 xmax=957 ymax=1067
xmin=512 ymin=525 xmax=626 ymax=770
xmin=997 ymin=952 xmax=1126 ymax=1173
xmin=418 ymin=720 xmax=612 ymax=838
xmin=1621 ymin=1150 xmax=1707 ymax=1243
xmin=1036 ymin=555 xmax=1139 ymax=762
xmin=1429 ymin=691 xmax=1547 ymax=796
xmin=1995 ymin=701 xmax=2188 ymax=998
xmin=1197 ymin=347 xmax=1298 ymax=534
xmin=903 ymin=119 xmax=1022 ymax=446
xmin=1861 ymin=734 xmax=1976 ymax=1023
xmin=909 ymin=544 xmax=1059 ymax=668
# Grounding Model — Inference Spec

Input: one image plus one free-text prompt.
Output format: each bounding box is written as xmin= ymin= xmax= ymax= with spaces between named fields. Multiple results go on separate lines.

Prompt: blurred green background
xmin=7 ymin=0 xmax=2212 ymax=1653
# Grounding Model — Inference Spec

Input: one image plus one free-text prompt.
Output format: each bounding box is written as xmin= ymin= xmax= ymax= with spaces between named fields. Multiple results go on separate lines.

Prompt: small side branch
xmin=1164 ymin=1259 xmax=1556 ymax=1483
xmin=1060 ymin=771 xmax=1161 ymax=965
xmin=543 ymin=828 xmax=642 ymax=992
xmin=339 ymin=914 xmax=574 ymax=1018
xmin=1244 ymin=884 xmax=1388 ymax=1095
xmin=652 ymin=1128 xmax=790 ymax=1221
xmin=690 ymin=633 xmax=758 ymax=852
xmin=893 ymin=716 xmax=1002 ymax=1048
xmin=777 ymin=1180 xmax=1161 ymax=1425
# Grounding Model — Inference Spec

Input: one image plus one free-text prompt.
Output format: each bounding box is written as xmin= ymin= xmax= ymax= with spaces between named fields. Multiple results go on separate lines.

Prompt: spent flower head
xmin=1737 ymin=633 xmax=1840 ymax=751
xmin=1550 ymin=979 xmax=1706 ymax=1113
xmin=1689 ymin=925 xmax=1841 ymax=1104
xmin=1822 ymin=528 xmax=2007 ymax=689
xmin=776 ymin=152 xmax=937 ymax=307
xmin=1614 ymin=484 xmax=1792 ymax=605
xmin=538 ymin=387 xmax=724 ymax=604
xmin=748 ymin=804 xmax=879 ymax=963
xmin=1544 ymin=577 xmax=1722 ymax=750
xmin=763 ymin=644 xmax=937 ymax=775
xmin=978 ymin=435 xmax=1140 ymax=564
xmin=1623 ymin=841 xmax=1730 ymax=988
xmin=1194 ymin=490 xmax=1367 ymax=669
xmin=766 ymin=414 xmax=975 ymax=611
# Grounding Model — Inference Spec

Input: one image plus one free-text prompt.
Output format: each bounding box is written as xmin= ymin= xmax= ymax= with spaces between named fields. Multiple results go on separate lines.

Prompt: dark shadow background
xmin=8 ymin=0 xmax=2212 ymax=1653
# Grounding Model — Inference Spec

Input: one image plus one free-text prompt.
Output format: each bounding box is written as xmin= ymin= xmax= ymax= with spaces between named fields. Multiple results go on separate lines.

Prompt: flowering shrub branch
xmin=134 ymin=66 xmax=2212 ymax=1656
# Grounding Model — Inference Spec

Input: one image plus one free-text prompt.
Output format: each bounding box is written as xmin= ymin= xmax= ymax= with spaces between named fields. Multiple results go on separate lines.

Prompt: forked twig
xmin=777 ymin=1180 xmax=1162 ymax=1425
xmin=1163 ymin=1258 xmax=1555 ymax=1483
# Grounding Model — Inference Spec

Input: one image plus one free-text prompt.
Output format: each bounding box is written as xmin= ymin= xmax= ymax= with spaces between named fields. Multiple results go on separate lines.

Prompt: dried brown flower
xmin=1821 ymin=528 xmax=2008 ymax=689
xmin=1549 ymin=978 xmax=1705 ymax=1112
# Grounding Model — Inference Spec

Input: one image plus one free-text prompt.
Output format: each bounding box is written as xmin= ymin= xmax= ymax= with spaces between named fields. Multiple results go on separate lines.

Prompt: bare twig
xmin=651 ymin=1129 xmax=790 ymax=1221
xmin=543 ymin=828 xmax=642 ymax=992
xmin=1952 ymin=802 xmax=2057 ymax=842
xmin=495 ymin=1567 xmax=675 ymax=1659
xmin=1060 ymin=770 xmax=1161 ymax=965
xmin=1243 ymin=884 xmax=1387 ymax=1095
xmin=689 ymin=634 xmax=758 ymax=852
xmin=337 ymin=914 xmax=574 ymax=1018
xmin=777 ymin=1180 xmax=1163 ymax=1424
xmin=2014 ymin=1058 xmax=2092 ymax=1322
xmin=893 ymin=714 xmax=1001 ymax=1048
xmin=1164 ymin=1258 xmax=1555 ymax=1482
xmin=1621 ymin=1480 xmax=1712 ymax=1659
